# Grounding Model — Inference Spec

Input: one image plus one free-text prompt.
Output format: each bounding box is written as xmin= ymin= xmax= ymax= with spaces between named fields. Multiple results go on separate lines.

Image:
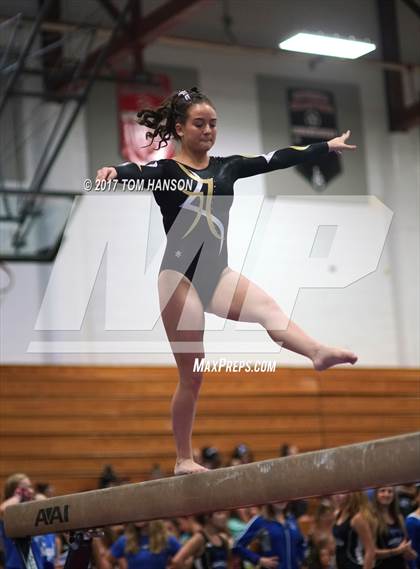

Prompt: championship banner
xmin=288 ymin=88 xmax=341 ymax=191
xmin=117 ymin=76 xmax=174 ymax=164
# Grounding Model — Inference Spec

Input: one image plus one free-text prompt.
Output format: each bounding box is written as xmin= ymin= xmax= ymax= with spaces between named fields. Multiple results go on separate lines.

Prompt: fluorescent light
xmin=279 ymin=32 xmax=376 ymax=59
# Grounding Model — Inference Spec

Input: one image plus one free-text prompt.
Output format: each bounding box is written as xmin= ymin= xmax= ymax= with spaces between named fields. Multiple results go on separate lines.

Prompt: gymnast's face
xmin=176 ymin=103 xmax=217 ymax=153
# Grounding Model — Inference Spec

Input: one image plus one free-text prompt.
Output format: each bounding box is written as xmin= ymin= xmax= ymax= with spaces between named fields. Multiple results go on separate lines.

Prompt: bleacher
xmin=1 ymin=365 xmax=419 ymax=495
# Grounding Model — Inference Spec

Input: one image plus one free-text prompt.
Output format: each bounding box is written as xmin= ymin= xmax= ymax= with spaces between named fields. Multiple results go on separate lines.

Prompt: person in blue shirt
xmin=109 ymin=520 xmax=180 ymax=569
xmin=0 ymin=473 xmax=44 ymax=569
xmin=405 ymin=485 xmax=420 ymax=569
xmin=31 ymin=490 xmax=57 ymax=569
xmin=32 ymin=533 xmax=56 ymax=569
xmin=233 ymin=503 xmax=305 ymax=569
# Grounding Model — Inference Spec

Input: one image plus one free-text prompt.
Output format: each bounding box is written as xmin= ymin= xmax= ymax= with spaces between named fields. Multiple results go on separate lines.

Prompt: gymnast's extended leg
xmin=207 ymin=268 xmax=357 ymax=370
xmin=158 ymin=269 xmax=208 ymax=475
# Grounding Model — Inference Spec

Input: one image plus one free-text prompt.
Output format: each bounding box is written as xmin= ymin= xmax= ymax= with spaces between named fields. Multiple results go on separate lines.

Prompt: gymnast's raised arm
xmin=229 ymin=129 xmax=357 ymax=180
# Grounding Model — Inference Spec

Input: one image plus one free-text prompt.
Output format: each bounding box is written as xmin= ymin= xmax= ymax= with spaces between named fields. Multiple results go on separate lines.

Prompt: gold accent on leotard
xmin=175 ymin=162 xmax=223 ymax=241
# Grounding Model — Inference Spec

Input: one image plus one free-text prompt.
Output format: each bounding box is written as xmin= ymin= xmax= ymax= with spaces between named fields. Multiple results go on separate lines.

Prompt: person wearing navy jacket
xmin=233 ymin=503 xmax=305 ymax=569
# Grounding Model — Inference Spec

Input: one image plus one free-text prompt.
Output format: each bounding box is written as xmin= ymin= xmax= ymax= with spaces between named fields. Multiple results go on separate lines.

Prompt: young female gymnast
xmin=96 ymin=87 xmax=358 ymax=476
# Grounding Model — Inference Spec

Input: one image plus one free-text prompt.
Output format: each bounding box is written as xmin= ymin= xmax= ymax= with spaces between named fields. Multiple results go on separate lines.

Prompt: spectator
xmin=279 ymin=445 xmax=299 ymax=458
xmin=99 ymin=465 xmax=123 ymax=489
xmin=372 ymin=486 xmax=416 ymax=569
xmin=406 ymin=485 xmax=420 ymax=569
xmin=398 ymin=485 xmax=418 ymax=518
xmin=109 ymin=521 xmax=180 ymax=569
xmin=228 ymin=508 xmax=260 ymax=540
xmin=92 ymin=526 xmax=124 ymax=569
xmin=165 ymin=520 xmax=181 ymax=540
xmin=278 ymin=446 xmax=307 ymax=520
xmin=306 ymin=538 xmax=334 ymax=569
xmin=332 ymin=492 xmax=375 ymax=569
xmin=230 ymin=445 xmax=254 ymax=466
xmin=32 ymin=533 xmax=56 ymax=569
xmin=201 ymin=448 xmax=222 ymax=470
xmin=34 ymin=483 xmax=54 ymax=500
xmin=176 ymin=517 xmax=202 ymax=545
xmin=306 ymin=502 xmax=335 ymax=562
xmin=55 ymin=533 xmax=72 ymax=569
xmin=32 ymin=492 xmax=58 ymax=569
xmin=233 ymin=502 xmax=305 ymax=569
xmin=0 ymin=474 xmax=44 ymax=569
xmin=171 ymin=512 xmax=231 ymax=569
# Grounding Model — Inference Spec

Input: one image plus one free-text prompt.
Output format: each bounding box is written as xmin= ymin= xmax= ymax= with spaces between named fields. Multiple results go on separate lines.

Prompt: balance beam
xmin=5 ymin=432 xmax=419 ymax=538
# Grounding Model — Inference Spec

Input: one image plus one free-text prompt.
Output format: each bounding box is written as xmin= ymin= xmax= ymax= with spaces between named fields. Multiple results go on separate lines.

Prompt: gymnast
xmin=96 ymin=87 xmax=358 ymax=476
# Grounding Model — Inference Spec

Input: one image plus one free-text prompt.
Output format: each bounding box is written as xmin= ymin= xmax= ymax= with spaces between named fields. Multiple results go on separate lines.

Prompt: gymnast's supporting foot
xmin=312 ymin=345 xmax=358 ymax=371
xmin=174 ymin=458 xmax=208 ymax=476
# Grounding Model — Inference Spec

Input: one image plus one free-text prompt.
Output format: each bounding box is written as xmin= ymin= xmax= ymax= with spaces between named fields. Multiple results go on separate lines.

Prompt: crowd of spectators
xmin=1 ymin=443 xmax=419 ymax=569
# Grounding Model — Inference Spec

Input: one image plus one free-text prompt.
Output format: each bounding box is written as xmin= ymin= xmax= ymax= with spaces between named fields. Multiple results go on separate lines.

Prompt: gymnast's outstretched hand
xmin=96 ymin=166 xmax=117 ymax=181
xmin=327 ymin=130 xmax=357 ymax=154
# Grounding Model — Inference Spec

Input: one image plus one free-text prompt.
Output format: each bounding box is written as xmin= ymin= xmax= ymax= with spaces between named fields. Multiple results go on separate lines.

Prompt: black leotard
xmin=115 ymin=142 xmax=329 ymax=308
xmin=194 ymin=530 xmax=229 ymax=569
xmin=333 ymin=517 xmax=364 ymax=569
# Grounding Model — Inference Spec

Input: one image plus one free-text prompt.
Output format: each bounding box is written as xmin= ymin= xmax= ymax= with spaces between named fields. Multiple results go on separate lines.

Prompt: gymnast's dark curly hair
xmin=137 ymin=87 xmax=214 ymax=149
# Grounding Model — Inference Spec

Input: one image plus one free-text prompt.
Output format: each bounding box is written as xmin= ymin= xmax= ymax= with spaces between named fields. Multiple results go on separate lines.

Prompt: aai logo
xmin=35 ymin=505 xmax=70 ymax=526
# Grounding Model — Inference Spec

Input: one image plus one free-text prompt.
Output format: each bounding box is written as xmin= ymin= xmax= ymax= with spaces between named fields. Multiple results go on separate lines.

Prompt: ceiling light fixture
xmin=279 ymin=32 xmax=376 ymax=59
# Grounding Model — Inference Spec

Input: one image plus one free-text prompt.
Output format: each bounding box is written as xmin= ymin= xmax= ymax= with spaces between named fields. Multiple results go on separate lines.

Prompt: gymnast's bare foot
xmin=312 ymin=346 xmax=358 ymax=371
xmin=174 ymin=459 xmax=208 ymax=476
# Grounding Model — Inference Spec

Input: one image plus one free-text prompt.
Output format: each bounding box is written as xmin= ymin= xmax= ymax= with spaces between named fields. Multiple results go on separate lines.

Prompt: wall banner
xmin=288 ymin=88 xmax=340 ymax=192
